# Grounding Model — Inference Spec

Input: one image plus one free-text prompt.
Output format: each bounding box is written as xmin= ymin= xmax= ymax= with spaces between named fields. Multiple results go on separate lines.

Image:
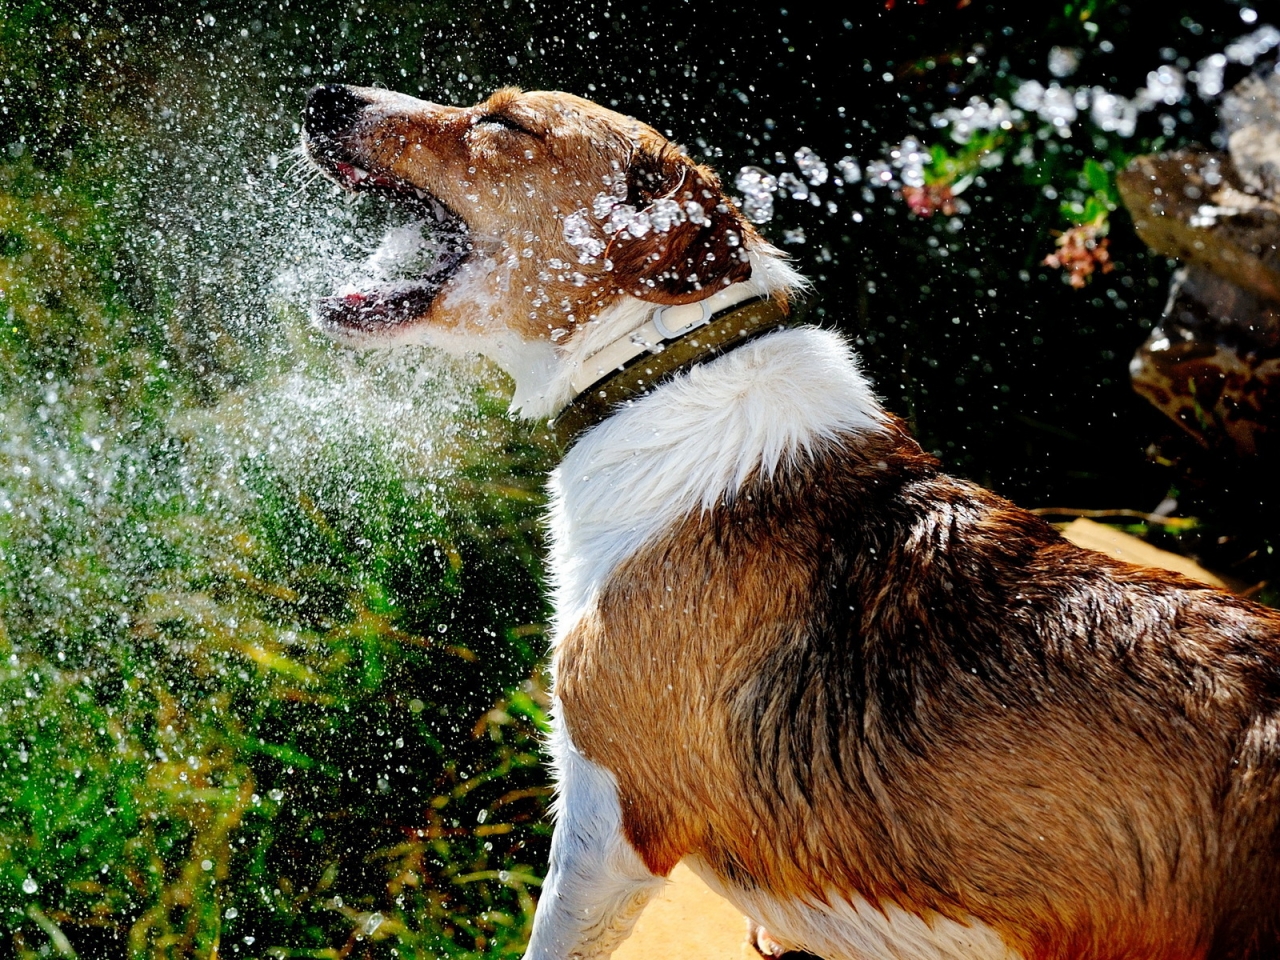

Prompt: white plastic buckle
xmin=652 ymin=300 xmax=713 ymax=341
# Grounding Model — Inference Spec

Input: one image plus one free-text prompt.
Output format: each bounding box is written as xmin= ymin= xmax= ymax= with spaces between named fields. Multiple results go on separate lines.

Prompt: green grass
xmin=0 ymin=91 xmax=557 ymax=958
xmin=0 ymin=3 xmax=568 ymax=949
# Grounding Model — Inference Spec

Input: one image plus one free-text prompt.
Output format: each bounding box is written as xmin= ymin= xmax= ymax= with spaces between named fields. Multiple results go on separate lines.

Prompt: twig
xmin=1029 ymin=507 xmax=1195 ymax=528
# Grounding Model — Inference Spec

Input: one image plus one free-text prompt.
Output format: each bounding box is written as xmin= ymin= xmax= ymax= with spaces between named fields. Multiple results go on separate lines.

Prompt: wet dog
xmin=304 ymin=84 xmax=1280 ymax=960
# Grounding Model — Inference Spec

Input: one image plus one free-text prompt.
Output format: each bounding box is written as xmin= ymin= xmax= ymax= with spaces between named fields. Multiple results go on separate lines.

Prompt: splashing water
xmin=733 ymin=19 xmax=1280 ymax=233
xmin=1090 ymin=90 xmax=1139 ymax=137
xmin=1196 ymin=54 xmax=1229 ymax=99
xmin=1144 ymin=65 xmax=1186 ymax=107
xmin=835 ymin=157 xmax=862 ymax=185
xmin=889 ymin=137 xmax=927 ymax=189
xmin=733 ymin=166 xmax=777 ymax=224
xmin=932 ymin=96 xmax=1015 ymax=143
xmin=563 ymin=209 xmax=607 ymax=262
xmin=794 ymin=146 xmax=829 ymax=186
xmin=1224 ymin=25 xmax=1280 ymax=66
xmin=1048 ymin=46 xmax=1081 ymax=79
xmin=777 ymin=170 xmax=811 ymax=202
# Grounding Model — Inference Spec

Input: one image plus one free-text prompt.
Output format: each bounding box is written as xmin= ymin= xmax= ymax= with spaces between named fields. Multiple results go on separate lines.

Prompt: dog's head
xmin=302 ymin=85 xmax=761 ymax=353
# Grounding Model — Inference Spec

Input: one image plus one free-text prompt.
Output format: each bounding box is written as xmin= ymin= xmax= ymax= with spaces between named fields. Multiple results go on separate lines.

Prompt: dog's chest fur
xmin=545 ymin=333 xmax=1280 ymax=959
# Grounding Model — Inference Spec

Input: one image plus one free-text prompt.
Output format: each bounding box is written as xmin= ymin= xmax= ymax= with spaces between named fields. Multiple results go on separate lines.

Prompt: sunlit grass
xmin=0 ymin=120 xmax=556 ymax=959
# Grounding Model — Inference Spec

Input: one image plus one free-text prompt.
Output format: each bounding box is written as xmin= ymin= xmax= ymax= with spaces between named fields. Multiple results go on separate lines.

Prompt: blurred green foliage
xmin=0 ymin=160 xmax=556 ymax=958
xmin=0 ymin=1 xmax=557 ymax=957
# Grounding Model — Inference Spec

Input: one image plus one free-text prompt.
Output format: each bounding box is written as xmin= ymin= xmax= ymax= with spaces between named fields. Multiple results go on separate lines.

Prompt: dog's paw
xmin=746 ymin=920 xmax=788 ymax=958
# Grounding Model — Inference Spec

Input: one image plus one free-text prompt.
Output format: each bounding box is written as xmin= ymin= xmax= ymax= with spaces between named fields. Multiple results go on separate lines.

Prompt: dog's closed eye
xmin=473 ymin=113 xmax=535 ymax=136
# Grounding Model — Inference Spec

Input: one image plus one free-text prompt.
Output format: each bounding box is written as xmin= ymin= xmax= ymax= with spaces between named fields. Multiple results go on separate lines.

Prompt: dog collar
xmin=550 ymin=292 xmax=789 ymax=448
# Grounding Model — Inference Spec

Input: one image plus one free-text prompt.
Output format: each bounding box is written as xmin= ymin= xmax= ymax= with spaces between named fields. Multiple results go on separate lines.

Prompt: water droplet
xmin=733 ymin=166 xmax=776 ymax=223
xmin=1090 ymin=89 xmax=1138 ymax=137
xmin=777 ymin=171 xmax=809 ymax=201
xmin=1144 ymin=65 xmax=1185 ymax=106
xmin=1195 ymin=53 xmax=1227 ymax=98
xmin=794 ymin=146 xmax=828 ymax=186
xmin=562 ymin=210 xmax=605 ymax=262
xmin=1225 ymin=24 xmax=1279 ymax=66
xmin=835 ymin=157 xmax=862 ymax=185
xmin=931 ymin=97 xmax=1014 ymax=143
xmin=1048 ymin=46 xmax=1081 ymax=78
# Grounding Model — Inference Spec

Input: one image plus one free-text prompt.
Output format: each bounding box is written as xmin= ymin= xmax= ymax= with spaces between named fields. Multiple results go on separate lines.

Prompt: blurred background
xmin=2 ymin=0 xmax=1277 ymax=956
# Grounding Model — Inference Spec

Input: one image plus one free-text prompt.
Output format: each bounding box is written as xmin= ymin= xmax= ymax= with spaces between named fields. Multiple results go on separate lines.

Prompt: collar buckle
xmin=652 ymin=300 xmax=713 ymax=341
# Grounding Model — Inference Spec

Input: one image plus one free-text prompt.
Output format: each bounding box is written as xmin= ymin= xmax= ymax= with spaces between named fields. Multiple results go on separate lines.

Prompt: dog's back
xmin=558 ymin=410 xmax=1280 ymax=960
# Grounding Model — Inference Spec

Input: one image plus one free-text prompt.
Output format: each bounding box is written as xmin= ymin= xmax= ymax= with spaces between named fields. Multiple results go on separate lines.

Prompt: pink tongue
xmin=342 ymin=293 xmax=368 ymax=305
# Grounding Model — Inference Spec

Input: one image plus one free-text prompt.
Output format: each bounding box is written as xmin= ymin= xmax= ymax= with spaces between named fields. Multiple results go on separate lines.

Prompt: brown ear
xmin=605 ymin=147 xmax=754 ymax=305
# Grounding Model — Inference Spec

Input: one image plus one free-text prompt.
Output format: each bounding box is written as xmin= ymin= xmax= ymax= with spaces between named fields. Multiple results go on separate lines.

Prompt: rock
xmin=1221 ymin=67 xmax=1280 ymax=197
xmin=1116 ymin=151 xmax=1280 ymax=303
xmin=1130 ymin=266 xmax=1280 ymax=456
xmin=1118 ymin=63 xmax=1280 ymax=460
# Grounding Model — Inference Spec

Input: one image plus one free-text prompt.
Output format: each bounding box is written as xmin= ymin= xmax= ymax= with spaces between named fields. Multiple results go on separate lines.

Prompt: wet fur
xmin=559 ymin=418 xmax=1280 ymax=959
xmin=302 ymin=84 xmax=1280 ymax=960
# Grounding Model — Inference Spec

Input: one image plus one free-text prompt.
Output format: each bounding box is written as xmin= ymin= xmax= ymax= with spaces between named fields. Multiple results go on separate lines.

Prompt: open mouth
xmin=307 ymin=151 xmax=471 ymax=333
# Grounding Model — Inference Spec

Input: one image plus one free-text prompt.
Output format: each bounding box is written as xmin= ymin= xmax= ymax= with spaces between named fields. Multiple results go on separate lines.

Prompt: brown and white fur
xmin=302 ymin=84 xmax=1280 ymax=960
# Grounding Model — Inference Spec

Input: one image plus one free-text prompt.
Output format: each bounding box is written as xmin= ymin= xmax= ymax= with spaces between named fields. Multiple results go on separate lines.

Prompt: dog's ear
xmin=606 ymin=147 xmax=753 ymax=305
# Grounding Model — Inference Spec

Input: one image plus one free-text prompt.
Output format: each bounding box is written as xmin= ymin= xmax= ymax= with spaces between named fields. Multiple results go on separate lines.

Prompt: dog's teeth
xmin=351 ymin=166 xmax=369 ymax=182
xmin=415 ymin=189 xmax=427 ymax=200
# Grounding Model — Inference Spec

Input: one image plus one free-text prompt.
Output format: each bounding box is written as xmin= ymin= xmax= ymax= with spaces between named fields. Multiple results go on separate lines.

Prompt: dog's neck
xmin=489 ymin=247 xmax=808 ymax=422
xmin=546 ymin=323 xmax=890 ymax=623
xmin=449 ymin=246 xmax=892 ymax=628
xmin=549 ymin=291 xmax=789 ymax=447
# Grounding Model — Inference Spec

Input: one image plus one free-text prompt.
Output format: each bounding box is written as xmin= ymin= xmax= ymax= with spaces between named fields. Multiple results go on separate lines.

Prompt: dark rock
xmin=1116 ymin=151 xmax=1280 ymax=303
xmin=1118 ymin=61 xmax=1280 ymax=461
xmin=1131 ymin=266 xmax=1280 ymax=456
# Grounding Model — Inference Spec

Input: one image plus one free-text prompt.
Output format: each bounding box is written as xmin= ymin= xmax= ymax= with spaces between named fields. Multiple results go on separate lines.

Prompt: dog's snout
xmin=304 ymin=84 xmax=369 ymax=139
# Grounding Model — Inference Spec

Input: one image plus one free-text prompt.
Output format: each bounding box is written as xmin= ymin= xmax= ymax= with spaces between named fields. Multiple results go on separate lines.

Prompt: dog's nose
xmin=304 ymin=84 xmax=369 ymax=138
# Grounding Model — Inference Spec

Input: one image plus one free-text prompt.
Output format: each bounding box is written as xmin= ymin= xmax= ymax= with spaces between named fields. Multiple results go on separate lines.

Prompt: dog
xmin=302 ymin=84 xmax=1280 ymax=960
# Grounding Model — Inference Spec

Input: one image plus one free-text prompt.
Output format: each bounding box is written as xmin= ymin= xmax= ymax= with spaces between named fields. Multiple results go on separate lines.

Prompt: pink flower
xmin=1042 ymin=220 xmax=1114 ymax=288
xmin=901 ymin=183 xmax=961 ymax=218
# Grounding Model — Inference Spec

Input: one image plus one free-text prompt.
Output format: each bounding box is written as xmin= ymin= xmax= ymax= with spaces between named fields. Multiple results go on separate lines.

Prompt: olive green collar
xmin=549 ymin=293 xmax=790 ymax=449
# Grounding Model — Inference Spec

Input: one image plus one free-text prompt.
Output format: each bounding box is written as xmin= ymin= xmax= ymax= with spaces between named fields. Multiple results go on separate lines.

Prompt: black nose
xmin=304 ymin=84 xmax=369 ymax=139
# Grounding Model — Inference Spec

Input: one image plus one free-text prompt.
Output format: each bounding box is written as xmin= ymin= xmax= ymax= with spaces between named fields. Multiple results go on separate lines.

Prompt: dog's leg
xmin=525 ymin=716 xmax=665 ymax=960
xmin=747 ymin=919 xmax=789 ymax=958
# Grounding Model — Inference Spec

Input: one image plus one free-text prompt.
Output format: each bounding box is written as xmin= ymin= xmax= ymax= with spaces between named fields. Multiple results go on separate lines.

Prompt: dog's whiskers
xmin=286 ymin=168 xmax=329 ymax=202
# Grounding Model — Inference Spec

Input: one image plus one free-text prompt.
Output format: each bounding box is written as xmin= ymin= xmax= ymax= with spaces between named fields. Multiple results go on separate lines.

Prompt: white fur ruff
xmin=545 ymin=323 xmax=888 ymax=626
